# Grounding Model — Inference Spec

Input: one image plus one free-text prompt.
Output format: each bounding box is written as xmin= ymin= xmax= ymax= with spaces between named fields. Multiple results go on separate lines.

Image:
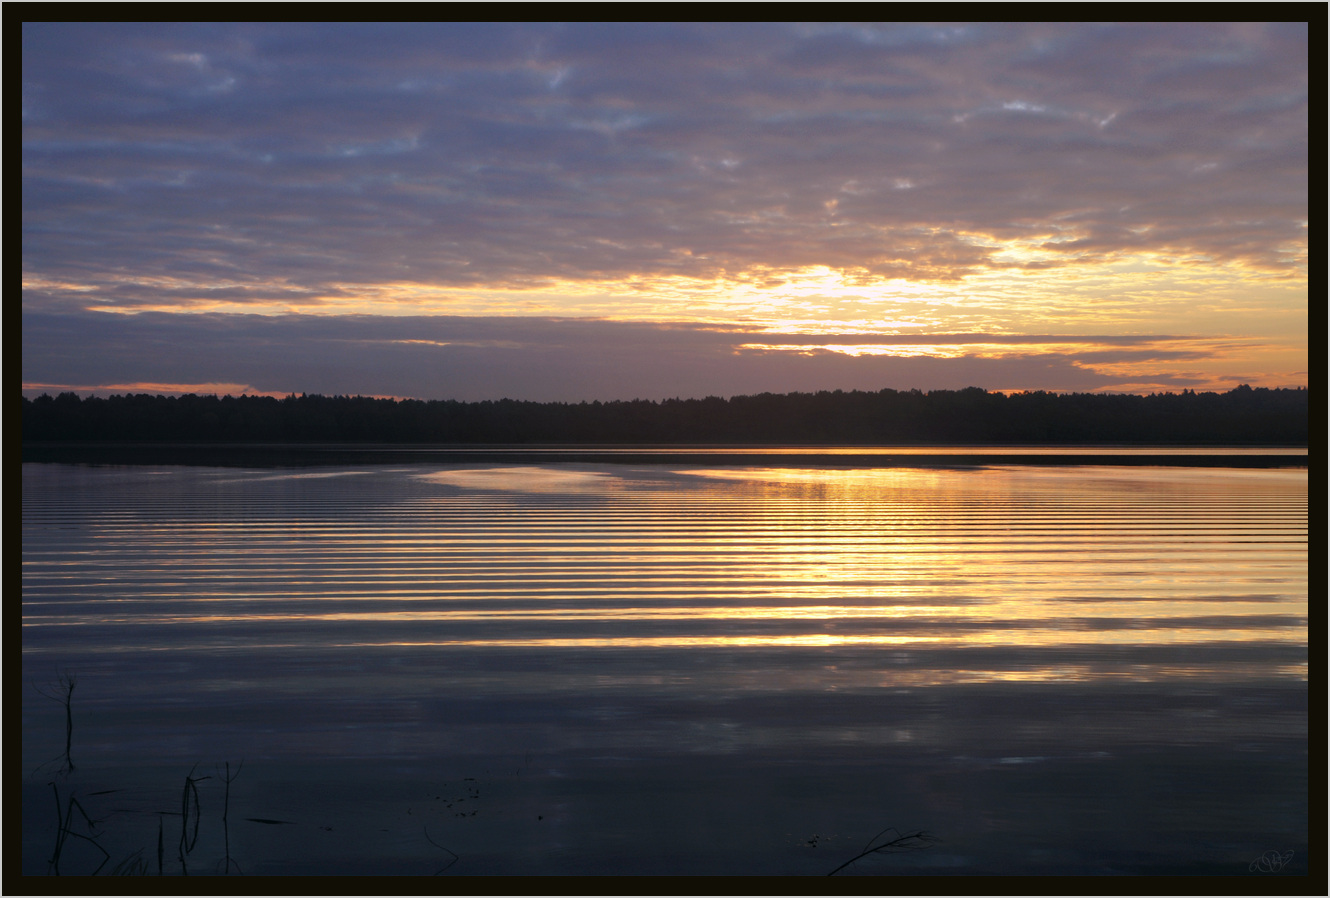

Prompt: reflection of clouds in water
xmin=677 ymin=466 xmax=950 ymax=496
xmin=20 ymin=462 xmax=1308 ymax=875
xmin=417 ymin=466 xmax=624 ymax=493
xmin=680 ymin=465 xmax=1309 ymax=493
xmin=211 ymin=470 xmax=373 ymax=484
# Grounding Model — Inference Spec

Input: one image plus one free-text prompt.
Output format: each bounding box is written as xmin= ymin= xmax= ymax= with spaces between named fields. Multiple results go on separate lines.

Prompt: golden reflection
xmin=23 ymin=463 xmax=1306 ymax=690
xmin=315 ymin=629 xmax=1304 ymax=649
xmin=79 ymin=621 xmax=1302 ymax=649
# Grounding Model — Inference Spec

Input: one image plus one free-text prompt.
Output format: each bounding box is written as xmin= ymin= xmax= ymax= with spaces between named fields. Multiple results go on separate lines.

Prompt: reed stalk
xmin=827 ymin=826 xmax=936 ymax=876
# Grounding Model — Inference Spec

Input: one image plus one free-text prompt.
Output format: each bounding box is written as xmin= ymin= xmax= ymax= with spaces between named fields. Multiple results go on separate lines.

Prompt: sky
xmin=22 ymin=22 xmax=1309 ymax=401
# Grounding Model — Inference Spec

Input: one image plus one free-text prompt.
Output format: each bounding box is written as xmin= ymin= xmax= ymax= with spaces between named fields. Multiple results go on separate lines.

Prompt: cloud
xmin=21 ymin=23 xmax=1307 ymax=398
xmin=23 ymin=312 xmax=1270 ymax=402
xmin=23 ymin=23 xmax=1306 ymax=297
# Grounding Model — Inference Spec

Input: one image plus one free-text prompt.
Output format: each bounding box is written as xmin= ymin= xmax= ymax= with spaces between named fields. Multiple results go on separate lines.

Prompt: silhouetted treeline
xmin=20 ymin=385 xmax=1308 ymax=445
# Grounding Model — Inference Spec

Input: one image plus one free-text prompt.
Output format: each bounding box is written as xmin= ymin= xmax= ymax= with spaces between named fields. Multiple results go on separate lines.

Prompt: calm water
xmin=21 ymin=457 xmax=1308 ymax=876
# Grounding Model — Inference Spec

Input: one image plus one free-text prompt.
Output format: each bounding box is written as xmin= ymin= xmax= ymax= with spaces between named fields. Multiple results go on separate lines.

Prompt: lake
xmin=20 ymin=452 xmax=1308 ymax=876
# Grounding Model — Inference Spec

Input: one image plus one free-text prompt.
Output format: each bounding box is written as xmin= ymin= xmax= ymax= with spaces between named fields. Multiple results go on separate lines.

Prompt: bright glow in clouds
xmin=22 ymin=23 xmax=1307 ymax=400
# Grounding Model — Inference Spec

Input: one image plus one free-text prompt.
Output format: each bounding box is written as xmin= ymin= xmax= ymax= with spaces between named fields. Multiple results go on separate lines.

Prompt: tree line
xmin=20 ymin=385 xmax=1308 ymax=445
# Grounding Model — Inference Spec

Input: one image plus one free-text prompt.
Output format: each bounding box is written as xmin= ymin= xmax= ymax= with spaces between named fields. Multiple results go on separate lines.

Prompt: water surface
xmin=21 ymin=458 xmax=1307 ymax=875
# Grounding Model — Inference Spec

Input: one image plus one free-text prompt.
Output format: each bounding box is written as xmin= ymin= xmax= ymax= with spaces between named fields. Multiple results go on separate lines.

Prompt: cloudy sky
xmin=22 ymin=22 xmax=1308 ymax=401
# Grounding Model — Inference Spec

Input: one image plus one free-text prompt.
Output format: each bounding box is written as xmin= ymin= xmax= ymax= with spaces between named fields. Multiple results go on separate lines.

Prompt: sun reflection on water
xmin=23 ymin=462 xmax=1306 ymax=689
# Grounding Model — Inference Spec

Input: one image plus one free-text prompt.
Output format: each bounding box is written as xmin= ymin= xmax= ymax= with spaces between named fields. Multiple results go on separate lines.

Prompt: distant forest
xmin=21 ymin=386 xmax=1308 ymax=445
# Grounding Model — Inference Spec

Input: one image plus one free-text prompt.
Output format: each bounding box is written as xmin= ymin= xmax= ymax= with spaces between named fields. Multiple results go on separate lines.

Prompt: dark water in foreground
xmin=21 ymin=456 xmax=1308 ymax=876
